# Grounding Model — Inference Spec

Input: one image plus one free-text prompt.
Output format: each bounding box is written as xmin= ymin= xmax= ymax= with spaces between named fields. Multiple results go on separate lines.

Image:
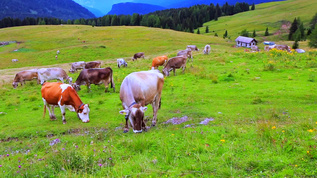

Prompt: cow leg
xmin=173 ymin=68 xmax=176 ymax=76
xmin=103 ymin=81 xmax=109 ymax=93
xmin=47 ymin=105 xmax=57 ymax=120
xmin=124 ymin=115 xmax=129 ymax=133
xmin=151 ymin=97 xmax=160 ymax=126
xmin=59 ymin=105 xmax=67 ymax=124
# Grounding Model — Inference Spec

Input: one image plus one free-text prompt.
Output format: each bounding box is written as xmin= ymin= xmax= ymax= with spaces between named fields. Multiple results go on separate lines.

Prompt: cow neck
xmin=129 ymin=101 xmax=137 ymax=108
xmin=66 ymin=88 xmax=84 ymax=112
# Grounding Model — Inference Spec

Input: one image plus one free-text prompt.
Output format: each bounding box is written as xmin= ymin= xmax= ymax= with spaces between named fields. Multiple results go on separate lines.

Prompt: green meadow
xmin=0 ymin=0 xmax=317 ymax=176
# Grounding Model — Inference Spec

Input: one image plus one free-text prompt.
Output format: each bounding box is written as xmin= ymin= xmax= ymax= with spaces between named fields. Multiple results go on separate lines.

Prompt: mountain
xmin=0 ymin=0 xmax=95 ymax=20
xmin=107 ymin=2 xmax=166 ymax=15
xmin=83 ymin=6 xmax=105 ymax=17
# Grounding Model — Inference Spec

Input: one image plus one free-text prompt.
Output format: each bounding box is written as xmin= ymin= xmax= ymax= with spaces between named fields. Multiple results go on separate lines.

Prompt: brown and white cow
xmin=203 ymin=44 xmax=211 ymax=54
xmin=69 ymin=61 xmax=86 ymax=73
xmin=73 ymin=67 xmax=115 ymax=93
xmin=117 ymin=58 xmax=128 ymax=68
xmin=251 ymin=45 xmax=260 ymax=52
xmin=84 ymin=61 xmax=101 ymax=69
xmin=119 ymin=70 xmax=164 ymax=133
xmin=37 ymin=68 xmax=72 ymax=85
xmin=151 ymin=55 xmax=168 ymax=70
xmin=274 ymin=45 xmax=291 ymax=52
xmin=12 ymin=69 xmax=39 ymax=88
xmin=162 ymin=56 xmax=187 ymax=76
xmin=177 ymin=49 xmax=192 ymax=60
xmin=187 ymin=45 xmax=199 ymax=51
xmin=132 ymin=52 xmax=145 ymax=61
xmin=41 ymin=82 xmax=90 ymax=124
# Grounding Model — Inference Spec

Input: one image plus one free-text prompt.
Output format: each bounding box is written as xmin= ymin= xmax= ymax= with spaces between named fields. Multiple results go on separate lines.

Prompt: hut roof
xmin=235 ymin=36 xmax=257 ymax=43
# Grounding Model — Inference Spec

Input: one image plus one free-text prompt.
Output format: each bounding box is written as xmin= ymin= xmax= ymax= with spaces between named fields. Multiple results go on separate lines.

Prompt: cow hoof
xmin=50 ymin=116 xmax=57 ymax=120
xmin=151 ymin=124 xmax=156 ymax=127
xmin=123 ymin=130 xmax=128 ymax=133
xmin=63 ymin=121 xmax=67 ymax=124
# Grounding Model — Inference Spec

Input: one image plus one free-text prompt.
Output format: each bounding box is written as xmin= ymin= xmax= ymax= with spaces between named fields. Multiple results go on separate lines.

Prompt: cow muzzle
xmin=133 ymin=130 xmax=143 ymax=133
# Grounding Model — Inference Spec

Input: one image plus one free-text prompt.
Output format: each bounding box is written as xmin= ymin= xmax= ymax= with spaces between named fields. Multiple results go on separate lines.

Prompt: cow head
xmin=77 ymin=104 xmax=90 ymax=123
xmin=12 ymin=82 xmax=18 ymax=89
xmin=162 ymin=67 xmax=172 ymax=76
xmin=72 ymin=83 xmax=81 ymax=91
xmin=119 ymin=105 xmax=148 ymax=133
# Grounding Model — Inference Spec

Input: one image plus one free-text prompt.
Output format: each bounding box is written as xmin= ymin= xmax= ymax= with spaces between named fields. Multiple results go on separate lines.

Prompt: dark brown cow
xmin=12 ymin=69 xmax=39 ymax=88
xmin=132 ymin=52 xmax=145 ymax=61
xmin=162 ymin=56 xmax=187 ymax=76
xmin=84 ymin=61 xmax=101 ymax=69
xmin=73 ymin=67 xmax=115 ymax=93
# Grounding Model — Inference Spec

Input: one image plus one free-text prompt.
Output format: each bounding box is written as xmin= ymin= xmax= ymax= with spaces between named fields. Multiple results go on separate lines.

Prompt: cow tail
xmin=43 ymin=105 xmax=46 ymax=118
xmin=108 ymin=67 xmax=115 ymax=92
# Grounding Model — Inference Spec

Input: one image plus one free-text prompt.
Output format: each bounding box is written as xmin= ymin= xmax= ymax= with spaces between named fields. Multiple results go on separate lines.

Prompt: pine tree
xmin=197 ymin=28 xmax=200 ymax=34
xmin=251 ymin=3 xmax=255 ymax=10
xmin=92 ymin=21 xmax=96 ymax=27
xmin=215 ymin=33 xmax=218 ymax=37
xmin=288 ymin=18 xmax=298 ymax=40
xmin=205 ymin=26 xmax=209 ymax=33
xmin=292 ymin=39 xmax=299 ymax=49
xmin=308 ymin=25 xmax=317 ymax=48
xmin=223 ymin=30 xmax=228 ymax=39
xmin=264 ymin=27 xmax=269 ymax=36
xmin=252 ymin=30 xmax=256 ymax=37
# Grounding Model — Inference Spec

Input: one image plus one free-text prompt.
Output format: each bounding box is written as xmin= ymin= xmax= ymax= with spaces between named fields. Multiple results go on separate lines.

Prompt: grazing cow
xmin=37 ymin=68 xmax=72 ymax=85
xmin=177 ymin=49 xmax=192 ymax=61
xmin=73 ymin=67 xmax=115 ymax=93
xmin=41 ymin=82 xmax=90 ymax=124
xmin=57 ymin=50 xmax=60 ymax=54
xmin=264 ymin=46 xmax=270 ymax=51
xmin=187 ymin=45 xmax=199 ymax=51
xmin=12 ymin=59 xmax=18 ymax=62
xmin=12 ymin=69 xmax=39 ymax=88
xmin=84 ymin=61 xmax=101 ymax=69
xmin=117 ymin=58 xmax=128 ymax=68
xmin=151 ymin=55 xmax=168 ymax=70
xmin=55 ymin=55 xmax=58 ymax=60
xmin=69 ymin=61 xmax=86 ymax=73
xmin=162 ymin=56 xmax=187 ymax=76
xmin=119 ymin=70 xmax=164 ymax=133
xmin=251 ymin=45 xmax=260 ymax=52
xmin=274 ymin=45 xmax=291 ymax=52
xmin=132 ymin=52 xmax=145 ymax=61
xmin=203 ymin=45 xmax=211 ymax=54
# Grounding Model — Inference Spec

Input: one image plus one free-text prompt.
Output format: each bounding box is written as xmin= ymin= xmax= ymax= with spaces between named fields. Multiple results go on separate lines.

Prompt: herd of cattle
xmin=12 ymin=45 xmax=207 ymax=133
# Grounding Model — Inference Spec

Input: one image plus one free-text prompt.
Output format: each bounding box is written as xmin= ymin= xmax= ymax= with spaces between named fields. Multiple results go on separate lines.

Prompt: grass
xmin=1 ymin=1 xmax=317 ymax=176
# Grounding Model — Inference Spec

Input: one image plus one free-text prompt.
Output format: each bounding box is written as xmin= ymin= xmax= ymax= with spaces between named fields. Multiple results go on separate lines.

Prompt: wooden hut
xmin=235 ymin=36 xmax=257 ymax=48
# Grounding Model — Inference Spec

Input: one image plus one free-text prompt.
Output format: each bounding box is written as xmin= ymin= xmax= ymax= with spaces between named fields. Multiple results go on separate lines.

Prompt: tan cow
xmin=187 ymin=45 xmax=199 ymax=51
xmin=177 ymin=49 xmax=192 ymax=60
xmin=41 ymin=82 xmax=90 ymax=124
xmin=37 ymin=68 xmax=72 ymax=85
xmin=84 ymin=61 xmax=101 ymax=69
xmin=151 ymin=55 xmax=168 ymax=70
xmin=162 ymin=56 xmax=187 ymax=76
xmin=12 ymin=69 xmax=39 ymax=88
xmin=119 ymin=70 xmax=164 ymax=133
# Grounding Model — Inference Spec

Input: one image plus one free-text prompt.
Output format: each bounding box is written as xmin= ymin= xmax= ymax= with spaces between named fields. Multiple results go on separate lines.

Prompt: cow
xmin=251 ymin=45 xmax=260 ymax=52
xmin=84 ymin=61 xmax=101 ymax=69
xmin=151 ymin=55 xmax=168 ymax=70
xmin=12 ymin=69 xmax=39 ymax=88
xmin=274 ymin=45 xmax=291 ymax=52
xmin=12 ymin=59 xmax=18 ymax=62
xmin=37 ymin=68 xmax=72 ymax=85
xmin=72 ymin=67 xmax=115 ymax=93
xmin=187 ymin=45 xmax=199 ymax=51
xmin=57 ymin=50 xmax=60 ymax=54
xmin=117 ymin=58 xmax=128 ymax=68
xmin=55 ymin=55 xmax=58 ymax=60
xmin=162 ymin=56 xmax=187 ymax=76
xmin=69 ymin=61 xmax=86 ymax=73
xmin=177 ymin=49 xmax=192 ymax=61
xmin=203 ymin=45 xmax=211 ymax=54
xmin=119 ymin=70 xmax=164 ymax=133
xmin=41 ymin=82 xmax=90 ymax=124
xmin=132 ymin=52 xmax=145 ymax=61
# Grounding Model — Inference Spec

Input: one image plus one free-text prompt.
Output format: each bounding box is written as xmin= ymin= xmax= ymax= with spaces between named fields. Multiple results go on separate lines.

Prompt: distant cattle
xmin=117 ymin=58 xmax=128 ymax=68
xmin=73 ymin=67 xmax=115 ymax=93
xmin=251 ymin=45 xmax=260 ymax=52
xmin=187 ymin=45 xmax=199 ymax=51
xmin=85 ymin=61 xmax=101 ymax=69
xmin=12 ymin=59 xmax=18 ymax=62
xmin=119 ymin=70 xmax=164 ymax=133
xmin=151 ymin=55 xmax=168 ymax=70
xmin=37 ymin=68 xmax=72 ymax=85
xmin=203 ymin=45 xmax=211 ymax=54
xmin=55 ymin=55 xmax=58 ymax=60
xmin=57 ymin=50 xmax=60 ymax=54
xmin=132 ymin=52 xmax=145 ymax=61
xmin=274 ymin=45 xmax=291 ymax=52
xmin=177 ymin=49 xmax=192 ymax=61
xmin=69 ymin=61 xmax=86 ymax=73
xmin=162 ymin=56 xmax=187 ymax=76
xmin=41 ymin=82 xmax=90 ymax=124
xmin=12 ymin=69 xmax=39 ymax=88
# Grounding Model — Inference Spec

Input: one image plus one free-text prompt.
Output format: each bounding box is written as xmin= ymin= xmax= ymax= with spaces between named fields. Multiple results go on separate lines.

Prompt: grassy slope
xmin=0 ymin=0 xmax=317 ymax=176
xmin=198 ymin=0 xmax=317 ymax=43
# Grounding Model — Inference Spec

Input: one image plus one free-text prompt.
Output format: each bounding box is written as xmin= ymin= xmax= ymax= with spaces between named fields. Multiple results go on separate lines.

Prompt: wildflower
xmin=295 ymin=165 xmax=298 ymax=167
xmin=99 ymin=164 xmax=102 ymax=167
xmin=220 ymin=139 xmax=225 ymax=142
xmin=282 ymin=130 xmax=285 ymax=133
xmin=307 ymin=151 xmax=310 ymax=154
xmin=272 ymin=126 xmax=276 ymax=129
xmin=315 ymin=122 xmax=317 ymax=124
xmin=6 ymin=154 xmax=9 ymax=157
xmin=0 ymin=165 xmax=2 ymax=167
xmin=75 ymin=145 xmax=78 ymax=148
xmin=172 ymin=134 xmax=174 ymax=136
xmin=308 ymin=129 xmax=314 ymax=132
xmin=62 ymin=148 xmax=65 ymax=150
xmin=109 ymin=158 xmax=112 ymax=160
xmin=18 ymin=165 xmax=21 ymax=168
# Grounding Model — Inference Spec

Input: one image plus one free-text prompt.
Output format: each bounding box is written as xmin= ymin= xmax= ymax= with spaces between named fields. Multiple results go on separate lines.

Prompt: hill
xmin=107 ymin=2 xmax=166 ymax=15
xmin=0 ymin=0 xmax=95 ymax=20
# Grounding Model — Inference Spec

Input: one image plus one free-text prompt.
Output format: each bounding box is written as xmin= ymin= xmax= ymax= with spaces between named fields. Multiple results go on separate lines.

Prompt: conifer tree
xmin=251 ymin=3 xmax=255 ymax=10
xmin=264 ymin=27 xmax=269 ymax=36
xmin=223 ymin=30 xmax=228 ymax=38
xmin=289 ymin=18 xmax=298 ymax=40
xmin=252 ymin=30 xmax=256 ymax=37
xmin=197 ymin=28 xmax=200 ymax=34
xmin=308 ymin=25 xmax=317 ymax=48
xmin=205 ymin=26 xmax=209 ymax=33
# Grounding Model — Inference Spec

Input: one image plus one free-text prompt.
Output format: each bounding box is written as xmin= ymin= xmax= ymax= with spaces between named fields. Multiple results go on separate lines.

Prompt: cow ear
xmin=141 ymin=107 xmax=148 ymax=112
xmin=119 ymin=110 xmax=129 ymax=115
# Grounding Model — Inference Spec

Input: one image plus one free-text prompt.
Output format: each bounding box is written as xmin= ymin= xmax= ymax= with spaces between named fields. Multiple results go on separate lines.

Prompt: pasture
xmin=0 ymin=24 xmax=317 ymax=177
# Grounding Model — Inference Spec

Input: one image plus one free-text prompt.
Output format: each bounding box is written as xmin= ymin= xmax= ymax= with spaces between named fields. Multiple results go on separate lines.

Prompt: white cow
xmin=12 ymin=59 xmax=18 ymax=62
xmin=187 ymin=45 xmax=199 ymax=51
xmin=119 ymin=70 xmax=164 ymax=133
xmin=57 ymin=50 xmax=60 ymax=54
xmin=69 ymin=61 xmax=86 ymax=73
xmin=38 ymin=68 xmax=72 ymax=85
xmin=117 ymin=58 xmax=128 ymax=68
xmin=203 ymin=45 xmax=211 ymax=54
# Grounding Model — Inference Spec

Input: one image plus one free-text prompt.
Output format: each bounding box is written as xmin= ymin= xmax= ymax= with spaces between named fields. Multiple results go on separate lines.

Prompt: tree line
xmin=0 ymin=2 xmax=253 ymax=33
